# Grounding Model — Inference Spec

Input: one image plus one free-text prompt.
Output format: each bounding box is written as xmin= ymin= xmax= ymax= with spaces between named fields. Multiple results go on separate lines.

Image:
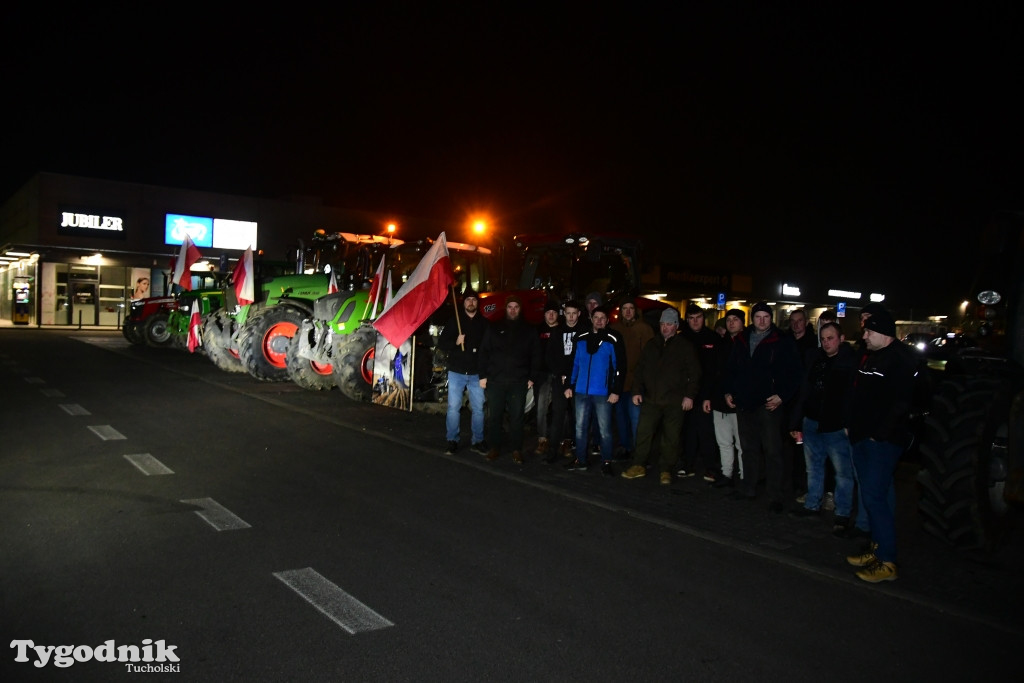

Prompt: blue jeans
xmin=801 ymin=418 xmax=854 ymax=516
xmin=614 ymin=391 xmax=641 ymax=451
xmin=574 ymin=393 xmax=614 ymax=464
xmin=852 ymin=439 xmax=902 ymax=563
xmin=446 ymin=371 xmax=485 ymax=444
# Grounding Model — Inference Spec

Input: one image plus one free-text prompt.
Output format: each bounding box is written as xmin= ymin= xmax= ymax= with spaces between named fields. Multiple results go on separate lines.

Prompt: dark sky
xmin=3 ymin=6 xmax=1022 ymax=308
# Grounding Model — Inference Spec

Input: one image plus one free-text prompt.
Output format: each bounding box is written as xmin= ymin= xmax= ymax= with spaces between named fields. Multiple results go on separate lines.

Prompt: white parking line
xmin=179 ymin=498 xmax=251 ymax=531
xmin=124 ymin=453 xmax=174 ymax=475
xmin=59 ymin=404 xmax=91 ymax=415
xmin=87 ymin=425 xmax=126 ymax=440
xmin=273 ymin=568 xmax=394 ymax=635
xmin=40 ymin=388 xmax=65 ymax=398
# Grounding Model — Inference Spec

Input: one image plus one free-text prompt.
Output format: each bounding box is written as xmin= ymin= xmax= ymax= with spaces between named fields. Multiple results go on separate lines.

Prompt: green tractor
xmin=202 ymin=231 xmax=394 ymax=382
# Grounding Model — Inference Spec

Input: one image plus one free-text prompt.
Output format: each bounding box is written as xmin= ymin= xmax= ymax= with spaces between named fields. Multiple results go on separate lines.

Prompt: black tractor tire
xmin=239 ymin=306 xmax=307 ymax=382
xmin=286 ymin=330 xmax=336 ymax=391
xmin=333 ymin=325 xmax=378 ymax=402
xmin=202 ymin=310 xmax=245 ymax=373
xmin=143 ymin=313 xmax=173 ymax=347
xmin=123 ymin=320 xmax=144 ymax=345
xmin=917 ymin=375 xmax=1014 ymax=555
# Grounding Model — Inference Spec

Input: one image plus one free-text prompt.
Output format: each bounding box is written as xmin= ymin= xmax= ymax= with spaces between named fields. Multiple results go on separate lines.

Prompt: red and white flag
xmin=328 ymin=269 xmax=339 ymax=294
xmin=373 ymin=232 xmax=455 ymax=347
xmin=363 ymin=254 xmax=387 ymax=319
xmin=232 ymin=247 xmax=255 ymax=305
xmin=171 ymin=234 xmax=202 ymax=291
xmin=187 ymin=299 xmax=203 ymax=353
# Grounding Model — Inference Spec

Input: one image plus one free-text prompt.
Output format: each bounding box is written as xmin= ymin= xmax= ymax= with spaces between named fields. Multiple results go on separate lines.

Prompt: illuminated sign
xmin=165 ymin=214 xmax=213 ymax=248
xmin=57 ymin=206 xmax=127 ymax=240
xmin=213 ymin=218 xmax=258 ymax=250
xmin=828 ymin=288 xmax=862 ymax=299
xmin=869 ymin=293 xmax=885 ymax=302
xmin=782 ymin=283 xmax=801 ymax=297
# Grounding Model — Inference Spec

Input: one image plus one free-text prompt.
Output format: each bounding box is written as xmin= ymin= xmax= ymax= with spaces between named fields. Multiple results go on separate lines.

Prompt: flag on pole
xmin=383 ymin=270 xmax=393 ymax=310
xmin=328 ymin=268 xmax=339 ymax=294
xmin=171 ymin=234 xmax=202 ymax=291
xmin=373 ymin=232 xmax=455 ymax=348
xmin=232 ymin=247 xmax=255 ymax=305
xmin=187 ymin=299 xmax=203 ymax=353
xmin=362 ymin=254 xmax=387 ymax=319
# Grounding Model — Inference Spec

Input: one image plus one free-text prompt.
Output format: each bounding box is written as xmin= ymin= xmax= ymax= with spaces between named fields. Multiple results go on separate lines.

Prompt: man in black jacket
xmin=438 ymin=286 xmax=489 ymax=456
xmin=724 ymin=302 xmax=803 ymax=512
xmin=680 ymin=303 xmax=721 ymax=480
xmin=478 ymin=295 xmax=542 ymax=464
xmin=542 ymin=300 xmax=584 ymax=462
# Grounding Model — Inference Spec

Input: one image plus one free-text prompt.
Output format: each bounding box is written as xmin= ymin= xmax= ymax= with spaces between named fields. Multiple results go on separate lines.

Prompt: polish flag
xmin=383 ymin=270 xmax=393 ymax=310
xmin=363 ymin=254 xmax=386 ymax=319
xmin=187 ymin=299 xmax=203 ymax=353
xmin=171 ymin=234 xmax=202 ymax=291
xmin=232 ymin=247 xmax=255 ymax=305
xmin=328 ymin=269 xmax=339 ymax=294
xmin=373 ymin=232 xmax=454 ymax=347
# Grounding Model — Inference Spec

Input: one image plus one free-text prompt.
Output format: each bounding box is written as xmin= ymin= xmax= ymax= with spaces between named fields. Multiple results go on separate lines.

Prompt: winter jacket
xmin=680 ymin=324 xmax=719 ymax=402
xmin=708 ymin=333 xmax=739 ymax=413
xmin=611 ymin=317 xmax=654 ymax=392
xmin=790 ymin=342 xmax=857 ymax=432
xmin=437 ymin=310 xmax=490 ymax=375
xmin=478 ymin=316 xmax=542 ymax=384
xmin=724 ymin=324 xmax=803 ymax=411
xmin=569 ymin=329 xmax=624 ymax=396
xmin=847 ymin=340 xmax=919 ymax=447
xmin=633 ymin=332 xmax=701 ymax=406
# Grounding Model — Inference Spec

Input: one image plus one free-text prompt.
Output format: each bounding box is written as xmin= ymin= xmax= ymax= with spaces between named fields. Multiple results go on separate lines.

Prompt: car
xmin=903 ymin=332 xmax=938 ymax=353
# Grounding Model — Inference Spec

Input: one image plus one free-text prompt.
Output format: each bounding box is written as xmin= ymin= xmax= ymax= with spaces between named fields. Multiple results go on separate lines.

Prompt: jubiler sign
xmin=57 ymin=206 xmax=127 ymax=239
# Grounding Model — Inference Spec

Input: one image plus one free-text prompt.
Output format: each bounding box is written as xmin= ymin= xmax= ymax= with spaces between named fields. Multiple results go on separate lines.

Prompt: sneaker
xmin=795 ymin=493 xmax=806 ymax=505
xmin=846 ymin=543 xmax=879 ymax=567
xmin=564 ymin=459 xmax=589 ymax=471
xmin=621 ymin=465 xmax=646 ymax=479
xmin=444 ymin=440 xmax=458 ymax=455
xmin=823 ymin=492 xmax=835 ymax=512
xmin=601 ymin=462 xmax=615 ymax=477
xmin=788 ymin=507 xmax=820 ymax=519
xmin=660 ymin=472 xmax=672 ymax=485
xmin=471 ymin=441 xmax=488 ymax=455
xmin=856 ymin=560 xmax=898 ymax=583
xmin=512 ymin=450 xmax=523 ymax=465
xmin=534 ymin=438 xmax=548 ymax=456
xmin=676 ymin=469 xmax=696 ymax=478
xmin=702 ymin=470 xmax=718 ymax=483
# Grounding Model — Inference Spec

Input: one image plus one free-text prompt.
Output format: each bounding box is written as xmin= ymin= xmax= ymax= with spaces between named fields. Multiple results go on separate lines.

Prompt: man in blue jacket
xmin=724 ymin=301 xmax=803 ymax=512
xmin=563 ymin=305 xmax=624 ymax=475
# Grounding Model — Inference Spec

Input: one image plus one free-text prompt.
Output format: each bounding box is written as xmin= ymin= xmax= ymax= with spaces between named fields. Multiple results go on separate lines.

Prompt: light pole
xmin=472 ymin=219 xmax=504 ymax=290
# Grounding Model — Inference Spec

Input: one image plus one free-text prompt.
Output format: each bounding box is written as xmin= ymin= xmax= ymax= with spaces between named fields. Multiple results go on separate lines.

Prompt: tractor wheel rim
xmin=263 ymin=321 xmax=298 ymax=368
xmin=360 ymin=347 xmax=375 ymax=384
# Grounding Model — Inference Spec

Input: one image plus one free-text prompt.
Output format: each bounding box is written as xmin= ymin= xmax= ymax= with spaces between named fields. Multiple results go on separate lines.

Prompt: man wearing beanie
xmin=679 ymin=303 xmax=722 ymax=481
xmin=723 ymin=301 xmax=803 ymax=513
xmin=543 ymin=299 xmax=586 ymax=461
xmin=438 ymin=286 xmax=490 ymax=456
xmin=845 ymin=306 xmax=919 ymax=583
xmin=584 ymin=291 xmax=604 ymax=323
xmin=533 ymin=300 xmax=563 ymax=456
xmin=708 ymin=308 xmax=746 ymax=487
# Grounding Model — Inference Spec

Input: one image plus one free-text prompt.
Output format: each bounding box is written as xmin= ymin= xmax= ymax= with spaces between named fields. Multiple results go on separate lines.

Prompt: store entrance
xmin=68 ymin=276 xmax=98 ymax=325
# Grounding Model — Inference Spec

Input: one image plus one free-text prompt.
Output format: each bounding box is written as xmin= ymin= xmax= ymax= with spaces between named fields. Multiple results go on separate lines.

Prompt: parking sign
xmin=837 ymin=302 xmax=846 ymax=318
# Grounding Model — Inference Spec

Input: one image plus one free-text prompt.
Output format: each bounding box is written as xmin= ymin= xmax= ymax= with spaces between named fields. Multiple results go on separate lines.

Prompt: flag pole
xmin=450 ymin=284 xmax=464 ymax=350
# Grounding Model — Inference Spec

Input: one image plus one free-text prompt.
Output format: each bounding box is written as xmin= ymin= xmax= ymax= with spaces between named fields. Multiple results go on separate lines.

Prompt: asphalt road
xmin=1 ymin=329 xmax=1021 ymax=682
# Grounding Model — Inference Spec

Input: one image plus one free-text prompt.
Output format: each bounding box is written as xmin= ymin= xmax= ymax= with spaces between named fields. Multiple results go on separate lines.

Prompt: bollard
xmin=117 ymin=308 xmax=122 ymax=330
xmin=78 ymin=310 xmax=82 ymax=330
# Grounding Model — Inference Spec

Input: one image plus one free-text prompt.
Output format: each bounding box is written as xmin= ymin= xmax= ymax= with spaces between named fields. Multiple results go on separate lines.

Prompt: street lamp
xmin=470 ymin=218 xmax=504 ymax=290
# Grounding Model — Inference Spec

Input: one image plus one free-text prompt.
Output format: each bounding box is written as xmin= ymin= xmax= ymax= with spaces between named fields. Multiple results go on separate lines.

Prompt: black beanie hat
xmin=751 ymin=301 xmax=773 ymax=318
xmin=725 ymin=308 xmax=745 ymax=323
xmin=863 ymin=308 xmax=897 ymax=337
xmin=543 ymin=300 xmax=561 ymax=314
xmin=685 ymin=303 xmax=705 ymax=317
xmin=462 ymin=286 xmax=478 ymax=300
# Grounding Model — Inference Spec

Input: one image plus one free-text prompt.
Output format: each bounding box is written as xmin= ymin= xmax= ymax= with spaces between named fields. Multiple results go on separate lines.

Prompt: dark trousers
xmin=547 ymin=381 xmax=573 ymax=447
xmin=630 ymin=401 xmax=683 ymax=474
xmin=682 ymin=407 xmax=719 ymax=474
xmin=485 ymin=379 xmax=528 ymax=452
xmin=736 ymin=405 xmax=791 ymax=504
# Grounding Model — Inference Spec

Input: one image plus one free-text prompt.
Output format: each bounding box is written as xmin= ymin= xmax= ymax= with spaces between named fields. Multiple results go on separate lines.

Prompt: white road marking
xmin=179 ymin=498 xmax=251 ymax=531
xmin=124 ymin=453 xmax=174 ymax=475
xmin=40 ymin=388 xmax=65 ymax=398
xmin=87 ymin=425 xmax=126 ymax=440
xmin=23 ymin=377 xmax=45 ymax=384
xmin=59 ymin=404 xmax=91 ymax=415
xmin=74 ymin=336 xmax=132 ymax=349
xmin=273 ymin=568 xmax=394 ymax=635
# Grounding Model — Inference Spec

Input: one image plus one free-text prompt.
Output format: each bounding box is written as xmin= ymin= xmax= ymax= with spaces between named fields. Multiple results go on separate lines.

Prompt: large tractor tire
xmin=285 ymin=329 xmax=336 ymax=391
xmin=202 ymin=310 xmax=245 ymax=373
xmin=143 ymin=313 xmax=173 ymax=347
xmin=917 ymin=375 xmax=1015 ymax=555
xmin=333 ymin=325 xmax=377 ymax=402
xmin=123 ymin=320 xmax=144 ymax=345
xmin=240 ymin=306 xmax=307 ymax=382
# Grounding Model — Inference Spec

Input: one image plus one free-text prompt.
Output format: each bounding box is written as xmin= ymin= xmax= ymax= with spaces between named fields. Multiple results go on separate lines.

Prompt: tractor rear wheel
xmin=202 ymin=310 xmax=245 ymax=373
xmin=143 ymin=313 xmax=173 ymax=347
xmin=240 ymin=306 xmax=307 ymax=382
xmin=334 ymin=325 xmax=377 ymax=402
xmin=286 ymin=328 xmax=336 ymax=391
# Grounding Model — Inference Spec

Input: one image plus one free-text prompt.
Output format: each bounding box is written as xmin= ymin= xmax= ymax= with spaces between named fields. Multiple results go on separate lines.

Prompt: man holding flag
xmin=438 ymin=285 xmax=490 ymax=456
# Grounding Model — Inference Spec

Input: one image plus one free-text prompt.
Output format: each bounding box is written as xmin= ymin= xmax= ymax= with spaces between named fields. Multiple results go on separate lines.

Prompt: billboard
xmin=165 ymin=214 xmax=213 ymax=248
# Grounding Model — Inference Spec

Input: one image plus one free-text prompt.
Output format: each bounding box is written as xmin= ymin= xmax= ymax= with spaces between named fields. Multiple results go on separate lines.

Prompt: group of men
xmin=439 ymin=287 xmax=922 ymax=585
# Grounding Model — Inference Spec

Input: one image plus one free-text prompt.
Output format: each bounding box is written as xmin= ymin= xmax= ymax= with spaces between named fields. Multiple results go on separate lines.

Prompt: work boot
xmin=856 ymin=559 xmax=898 ymax=583
xmin=534 ymin=438 xmax=548 ymax=456
xmin=512 ymin=450 xmax=523 ymax=465
xmin=620 ymin=465 xmax=646 ymax=479
xmin=846 ymin=542 xmax=879 ymax=567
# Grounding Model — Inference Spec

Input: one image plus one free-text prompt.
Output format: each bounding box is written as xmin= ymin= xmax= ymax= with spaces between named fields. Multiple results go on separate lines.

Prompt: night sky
xmin=3 ymin=6 xmax=1021 ymax=311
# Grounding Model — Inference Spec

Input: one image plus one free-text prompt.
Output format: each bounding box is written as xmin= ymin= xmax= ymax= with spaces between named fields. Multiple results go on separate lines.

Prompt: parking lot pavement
xmin=379 ymin=404 xmax=1024 ymax=636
